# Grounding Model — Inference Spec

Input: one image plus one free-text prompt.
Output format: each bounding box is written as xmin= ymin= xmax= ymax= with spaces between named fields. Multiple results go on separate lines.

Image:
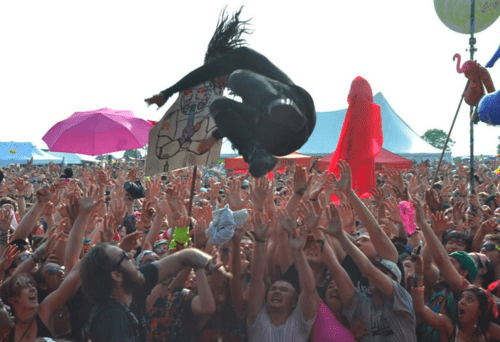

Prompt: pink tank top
xmin=313 ymin=301 xmax=355 ymax=342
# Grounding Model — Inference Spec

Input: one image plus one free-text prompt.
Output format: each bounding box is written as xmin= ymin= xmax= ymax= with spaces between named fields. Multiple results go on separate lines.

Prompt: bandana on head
xmin=206 ymin=205 xmax=248 ymax=246
xmin=450 ymin=251 xmax=478 ymax=282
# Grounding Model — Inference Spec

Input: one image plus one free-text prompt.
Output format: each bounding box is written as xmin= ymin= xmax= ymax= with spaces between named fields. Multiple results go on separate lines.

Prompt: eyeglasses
xmin=480 ymin=243 xmax=500 ymax=253
xmin=112 ymin=251 xmax=132 ymax=270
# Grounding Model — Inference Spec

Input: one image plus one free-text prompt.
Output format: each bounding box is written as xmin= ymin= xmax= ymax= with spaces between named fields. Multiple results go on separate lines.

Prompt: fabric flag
xmin=486 ymin=41 xmax=500 ymax=68
xmin=328 ymin=76 xmax=383 ymax=201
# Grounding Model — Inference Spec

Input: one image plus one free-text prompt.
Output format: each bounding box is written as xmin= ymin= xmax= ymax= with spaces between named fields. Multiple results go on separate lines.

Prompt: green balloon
xmin=434 ymin=0 xmax=500 ymax=34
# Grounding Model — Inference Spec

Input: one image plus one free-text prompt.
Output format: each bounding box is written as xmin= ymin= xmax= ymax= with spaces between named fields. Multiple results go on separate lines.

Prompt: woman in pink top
xmin=310 ymin=279 xmax=358 ymax=342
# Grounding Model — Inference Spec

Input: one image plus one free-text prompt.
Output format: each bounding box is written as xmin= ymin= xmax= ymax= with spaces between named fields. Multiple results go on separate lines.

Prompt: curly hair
xmin=80 ymin=243 xmax=116 ymax=304
xmin=204 ymin=6 xmax=252 ymax=63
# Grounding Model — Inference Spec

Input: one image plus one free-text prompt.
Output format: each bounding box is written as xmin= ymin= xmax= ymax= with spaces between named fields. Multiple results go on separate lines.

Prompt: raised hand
xmin=452 ymin=201 xmax=466 ymax=223
xmin=225 ymin=178 xmax=249 ymax=211
xmin=193 ymin=218 xmax=209 ymax=249
xmin=233 ymin=219 xmax=251 ymax=242
xmin=370 ymin=187 xmax=385 ymax=205
xmin=118 ymin=231 xmax=142 ymax=252
xmin=79 ymin=185 xmax=105 ymax=215
xmin=292 ymin=166 xmax=311 ymax=196
xmin=338 ymin=202 xmax=355 ymax=233
xmin=250 ymin=212 xmax=270 ymax=241
xmin=424 ymin=189 xmax=443 ymax=215
xmin=411 ymin=197 xmax=425 ymax=223
xmin=13 ymin=177 xmax=29 ymax=196
xmin=42 ymin=202 xmax=56 ymax=217
xmin=100 ymin=214 xmax=117 ymax=243
xmin=430 ymin=211 xmax=452 ymax=237
xmin=297 ymin=201 xmax=321 ymax=230
xmin=307 ymin=172 xmax=328 ymax=200
xmin=289 ymin=218 xmax=307 ymax=252
xmin=144 ymin=93 xmax=167 ymax=108
xmin=109 ymin=198 xmax=127 ymax=224
xmin=480 ymin=218 xmax=499 ymax=235
xmin=140 ymin=200 xmax=155 ymax=227
xmin=0 ymin=245 xmax=19 ymax=273
xmin=249 ymin=176 xmax=271 ymax=211
xmin=276 ymin=207 xmax=297 ymax=235
xmin=384 ymin=167 xmax=405 ymax=192
xmin=332 ymin=160 xmax=352 ymax=194
xmin=385 ymin=197 xmax=403 ymax=224
xmin=321 ymin=203 xmax=344 ymax=238
xmin=0 ymin=208 xmax=12 ymax=232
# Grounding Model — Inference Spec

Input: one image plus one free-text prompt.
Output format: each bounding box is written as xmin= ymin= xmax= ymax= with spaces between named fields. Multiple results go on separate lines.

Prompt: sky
xmin=2 ymin=0 xmax=500 ymax=157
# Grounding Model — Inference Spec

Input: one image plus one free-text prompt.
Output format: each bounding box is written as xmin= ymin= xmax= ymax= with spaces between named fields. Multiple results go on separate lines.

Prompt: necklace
xmin=15 ymin=317 xmax=35 ymax=342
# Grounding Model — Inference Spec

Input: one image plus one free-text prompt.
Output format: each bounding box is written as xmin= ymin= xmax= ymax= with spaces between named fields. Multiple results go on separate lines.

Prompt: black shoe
xmin=266 ymin=98 xmax=306 ymax=132
xmin=242 ymin=144 xmax=278 ymax=178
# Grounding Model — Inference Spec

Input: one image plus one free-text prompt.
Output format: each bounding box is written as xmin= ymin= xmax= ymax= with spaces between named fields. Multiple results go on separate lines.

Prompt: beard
xmin=121 ymin=267 xmax=145 ymax=294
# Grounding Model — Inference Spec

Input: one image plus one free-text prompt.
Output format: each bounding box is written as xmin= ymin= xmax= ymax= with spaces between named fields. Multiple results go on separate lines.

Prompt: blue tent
xmin=0 ymin=142 xmax=63 ymax=165
xmin=221 ymin=93 xmax=452 ymax=162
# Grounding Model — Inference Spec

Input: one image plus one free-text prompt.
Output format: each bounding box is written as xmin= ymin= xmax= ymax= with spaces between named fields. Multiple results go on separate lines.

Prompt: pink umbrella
xmin=43 ymin=108 xmax=153 ymax=156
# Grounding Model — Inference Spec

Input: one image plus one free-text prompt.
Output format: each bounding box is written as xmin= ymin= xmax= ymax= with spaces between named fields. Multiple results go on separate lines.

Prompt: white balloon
xmin=434 ymin=0 xmax=500 ymax=34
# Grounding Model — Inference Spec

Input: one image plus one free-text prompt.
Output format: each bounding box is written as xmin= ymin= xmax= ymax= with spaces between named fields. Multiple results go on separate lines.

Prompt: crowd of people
xmin=0 ymin=157 xmax=500 ymax=341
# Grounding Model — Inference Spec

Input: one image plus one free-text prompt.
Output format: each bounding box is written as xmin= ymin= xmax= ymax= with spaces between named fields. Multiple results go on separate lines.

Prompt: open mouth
xmin=458 ymin=308 xmax=465 ymax=318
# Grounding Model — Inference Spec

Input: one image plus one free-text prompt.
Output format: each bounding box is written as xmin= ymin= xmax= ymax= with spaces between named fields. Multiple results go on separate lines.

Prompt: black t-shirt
xmin=341 ymin=254 xmax=406 ymax=296
xmin=88 ymin=263 xmax=158 ymax=342
xmin=67 ymin=286 xmax=93 ymax=342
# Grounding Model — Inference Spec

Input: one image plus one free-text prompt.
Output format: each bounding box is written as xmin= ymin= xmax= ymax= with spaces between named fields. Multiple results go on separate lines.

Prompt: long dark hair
xmin=204 ymin=6 xmax=252 ymax=63
xmin=459 ymin=285 xmax=496 ymax=334
xmin=80 ymin=243 xmax=116 ymax=304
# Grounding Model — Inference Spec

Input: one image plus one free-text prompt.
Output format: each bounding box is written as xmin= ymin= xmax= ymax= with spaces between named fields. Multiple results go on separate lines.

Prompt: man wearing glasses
xmin=80 ymin=243 xmax=228 ymax=342
xmin=480 ymin=235 xmax=500 ymax=281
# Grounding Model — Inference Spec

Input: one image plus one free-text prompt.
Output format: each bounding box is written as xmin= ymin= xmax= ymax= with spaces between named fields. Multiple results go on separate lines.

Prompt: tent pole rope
xmin=469 ymin=0 xmax=477 ymax=195
xmin=431 ymin=80 xmax=470 ymax=187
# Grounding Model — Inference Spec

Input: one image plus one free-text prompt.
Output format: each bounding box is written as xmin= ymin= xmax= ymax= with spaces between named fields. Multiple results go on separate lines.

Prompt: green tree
xmin=124 ymin=149 xmax=141 ymax=159
xmin=421 ymin=129 xmax=455 ymax=151
xmin=497 ymin=136 xmax=500 ymax=154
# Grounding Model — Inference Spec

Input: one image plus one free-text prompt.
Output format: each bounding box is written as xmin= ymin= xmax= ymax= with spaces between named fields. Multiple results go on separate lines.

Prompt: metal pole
xmin=431 ymin=80 xmax=470 ymax=187
xmin=469 ymin=0 xmax=477 ymax=194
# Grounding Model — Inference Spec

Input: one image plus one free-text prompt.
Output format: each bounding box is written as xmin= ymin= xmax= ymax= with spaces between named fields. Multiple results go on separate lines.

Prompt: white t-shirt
xmin=247 ymin=301 xmax=315 ymax=342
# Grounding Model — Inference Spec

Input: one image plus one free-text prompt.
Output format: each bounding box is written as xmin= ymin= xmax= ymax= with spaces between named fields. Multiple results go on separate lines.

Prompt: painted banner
xmin=145 ymin=81 xmax=224 ymax=176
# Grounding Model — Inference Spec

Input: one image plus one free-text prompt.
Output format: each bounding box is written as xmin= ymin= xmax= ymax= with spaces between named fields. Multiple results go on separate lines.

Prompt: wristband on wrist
xmin=294 ymin=190 xmax=305 ymax=196
xmin=255 ymin=237 xmax=266 ymax=243
xmin=411 ymin=286 xmax=425 ymax=292
xmin=309 ymin=198 xmax=317 ymax=201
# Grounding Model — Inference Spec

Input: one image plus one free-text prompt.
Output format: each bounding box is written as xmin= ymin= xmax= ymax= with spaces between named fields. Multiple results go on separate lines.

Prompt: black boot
xmin=241 ymin=143 xmax=278 ymax=178
xmin=266 ymin=98 xmax=306 ymax=132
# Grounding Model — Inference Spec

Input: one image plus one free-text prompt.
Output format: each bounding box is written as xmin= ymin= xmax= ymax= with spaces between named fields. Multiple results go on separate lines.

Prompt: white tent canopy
xmin=43 ymin=150 xmax=99 ymax=164
xmin=0 ymin=142 xmax=63 ymax=165
xmin=221 ymin=92 xmax=452 ymax=162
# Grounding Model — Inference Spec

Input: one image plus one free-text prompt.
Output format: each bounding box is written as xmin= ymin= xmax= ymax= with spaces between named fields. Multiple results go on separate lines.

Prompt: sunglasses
xmin=480 ymin=243 xmax=500 ymax=252
xmin=19 ymin=254 xmax=33 ymax=263
xmin=113 ymin=251 xmax=132 ymax=270
xmin=445 ymin=231 xmax=469 ymax=242
xmin=13 ymin=275 xmax=35 ymax=290
xmin=45 ymin=266 xmax=64 ymax=276
xmin=154 ymin=247 xmax=167 ymax=254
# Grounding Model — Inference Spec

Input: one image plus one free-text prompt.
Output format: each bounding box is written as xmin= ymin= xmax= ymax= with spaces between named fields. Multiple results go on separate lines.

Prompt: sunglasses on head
xmin=445 ymin=231 xmax=469 ymax=242
xmin=45 ymin=266 xmax=64 ymax=275
xmin=19 ymin=254 xmax=33 ymax=263
xmin=13 ymin=275 xmax=35 ymax=290
xmin=480 ymin=243 xmax=500 ymax=252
